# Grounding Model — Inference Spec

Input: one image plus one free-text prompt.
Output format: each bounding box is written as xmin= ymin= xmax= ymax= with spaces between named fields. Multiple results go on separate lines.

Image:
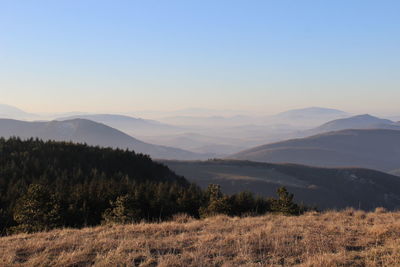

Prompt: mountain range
xmin=2 ymin=104 xmax=400 ymax=164
xmin=0 ymin=118 xmax=211 ymax=160
xmin=2 ymin=104 xmax=400 ymax=210
xmin=56 ymin=114 xmax=183 ymax=136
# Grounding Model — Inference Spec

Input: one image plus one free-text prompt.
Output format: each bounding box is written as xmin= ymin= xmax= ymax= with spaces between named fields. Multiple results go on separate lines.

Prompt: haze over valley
xmin=2 ymin=1 xmax=400 ymax=265
xmin=1 ymin=103 xmax=400 ymax=210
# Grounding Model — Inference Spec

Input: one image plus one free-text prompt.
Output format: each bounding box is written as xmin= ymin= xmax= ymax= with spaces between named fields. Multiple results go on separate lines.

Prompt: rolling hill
xmin=229 ymin=129 xmax=400 ymax=172
xmin=308 ymin=114 xmax=399 ymax=134
xmin=0 ymin=118 xmax=210 ymax=160
xmin=162 ymin=159 xmax=400 ymax=210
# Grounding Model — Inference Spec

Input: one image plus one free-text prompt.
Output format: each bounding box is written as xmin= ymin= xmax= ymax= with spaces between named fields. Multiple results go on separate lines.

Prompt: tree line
xmin=0 ymin=138 xmax=306 ymax=235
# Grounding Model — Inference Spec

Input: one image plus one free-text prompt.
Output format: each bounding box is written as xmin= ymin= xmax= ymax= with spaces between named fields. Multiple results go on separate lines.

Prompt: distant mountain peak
xmin=277 ymin=107 xmax=348 ymax=116
xmin=350 ymin=114 xmax=381 ymax=119
xmin=304 ymin=114 xmax=397 ymax=135
xmin=320 ymin=114 xmax=392 ymax=126
xmin=0 ymin=104 xmax=35 ymax=119
xmin=0 ymin=103 xmax=25 ymax=112
xmin=266 ymin=107 xmax=349 ymax=127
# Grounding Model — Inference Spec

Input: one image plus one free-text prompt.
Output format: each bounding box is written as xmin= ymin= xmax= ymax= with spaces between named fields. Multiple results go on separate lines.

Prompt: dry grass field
xmin=1 ymin=209 xmax=400 ymax=267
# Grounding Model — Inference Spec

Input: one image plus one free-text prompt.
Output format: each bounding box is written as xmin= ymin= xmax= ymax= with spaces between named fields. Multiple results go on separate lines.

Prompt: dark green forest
xmin=0 ymin=138 xmax=303 ymax=235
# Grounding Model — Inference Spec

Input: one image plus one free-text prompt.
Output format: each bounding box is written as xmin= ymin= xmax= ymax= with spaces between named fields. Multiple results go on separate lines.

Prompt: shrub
xmin=102 ymin=194 xmax=141 ymax=224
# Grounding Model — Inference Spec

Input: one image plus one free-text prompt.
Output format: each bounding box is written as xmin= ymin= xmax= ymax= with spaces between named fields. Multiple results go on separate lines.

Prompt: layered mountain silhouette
xmin=266 ymin=107 xmax=349 ymax=127
xmin=141 ymin=132 xmax=247 ymax=155
xmin=57 ymin=114 xmax=183 ymax=136
xmin=274 ymin=107 xmax=348 ymax=119
xmin=229 ymin=129 xmax=400 ymax=172
xmin=307 ymin=114 xmax=399 ymax=134
xmin=162 ymin=159 xmax=400 ymax=210
xmin=0 ymin=118 xmax=211 ymax=160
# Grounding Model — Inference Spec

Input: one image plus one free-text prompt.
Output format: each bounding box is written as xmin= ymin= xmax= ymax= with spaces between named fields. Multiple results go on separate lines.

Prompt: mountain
xmin=229 ymin=129 xmax=400 ymax=172
xmin=0 ymin=104 xmax=37 ymax=120
xmin=309 ymin=114 xmax=398 ymax=133
xmin=160 ymin=107 xmax=349 ymax=128
xmin=275 ymin=107 xmax=348 ymax=118
xmin=267 ymin=107 xmax=349 ymax=127
xmin=56 ymin=114 xmax=183 ymax=136
xmin=0 ymin=118 xmax=211 ymax=160
xmin=162 ymin=159 xmax=400 ymax=210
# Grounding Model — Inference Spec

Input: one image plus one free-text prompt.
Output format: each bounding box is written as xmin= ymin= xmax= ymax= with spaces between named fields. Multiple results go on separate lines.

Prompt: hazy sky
xmin=1 ymin=1 xmax=399 ymax=114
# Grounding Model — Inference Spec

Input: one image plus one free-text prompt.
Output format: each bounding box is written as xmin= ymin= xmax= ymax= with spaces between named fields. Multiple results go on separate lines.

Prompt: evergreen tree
xmin=11 ymin=184 xmax=62 ymax=233
xmin=200 ymin=184 xmax=232 ymax=217
xmin=230 ymin=191 xmax=256 ymax=216
xmin=270 ymin=187 xmax=300 ymax=215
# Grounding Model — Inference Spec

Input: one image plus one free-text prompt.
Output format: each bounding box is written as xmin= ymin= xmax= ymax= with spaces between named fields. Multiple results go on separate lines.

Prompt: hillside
xmin=0 ymin=138 xmax=200 ymax=233
xmin=0 ymin=118 xmax=209 ymax=160
xmin=1 ymin=210 xmax=399 ymax=266
xmin=1 ymin=138 xmax=303 ymax=236
xmin=229 ymin=129 xmax=400 ymax=172
xmin=162 ymin=159 xmax=400 ymax=210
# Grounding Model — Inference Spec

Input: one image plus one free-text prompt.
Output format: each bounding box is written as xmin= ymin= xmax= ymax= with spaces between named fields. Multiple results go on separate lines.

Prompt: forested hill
xmin=0 ymin=138 xmax=190 ymax=233
xmin=0 ymin=137 xmax=187 ymax=186
xmin=0 ymin=138 xmax=304 ymax=235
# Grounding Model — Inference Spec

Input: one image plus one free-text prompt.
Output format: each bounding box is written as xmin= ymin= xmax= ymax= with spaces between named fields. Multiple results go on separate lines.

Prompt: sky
xmin=1 ymin=0 xmax=399 ymax=115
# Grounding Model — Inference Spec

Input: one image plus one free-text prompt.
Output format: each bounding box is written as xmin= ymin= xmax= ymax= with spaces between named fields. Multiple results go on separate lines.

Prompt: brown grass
xmin=1 ymin=209 xmax=400 ymax=266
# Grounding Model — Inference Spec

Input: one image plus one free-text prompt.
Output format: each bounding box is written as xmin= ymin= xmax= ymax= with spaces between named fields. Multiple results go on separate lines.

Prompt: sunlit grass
xmin=1 ymin=209 xmax=399 ymax=266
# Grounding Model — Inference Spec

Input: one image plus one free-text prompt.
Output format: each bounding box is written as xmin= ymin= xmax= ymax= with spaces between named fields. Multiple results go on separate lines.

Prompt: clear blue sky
xmin=1 ymin=0 xmax=399 ymax=114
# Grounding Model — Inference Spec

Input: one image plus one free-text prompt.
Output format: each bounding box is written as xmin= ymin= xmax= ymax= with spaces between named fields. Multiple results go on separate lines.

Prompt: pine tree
xmin=102 ymin=194 xmax=141 ymax=224
xmin=11 ymin=184 xmax=62 ymax=233
xmin=271 ymin=187 xmax=300 ymax=215
xmin=199 ymin=184 xmax=232 ymax=217
xmin=230 ymin=191 xmax=256 ymax=216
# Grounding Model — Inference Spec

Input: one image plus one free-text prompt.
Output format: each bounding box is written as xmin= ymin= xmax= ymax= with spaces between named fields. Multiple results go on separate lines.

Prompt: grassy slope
xmin=1 ymin=210 xmax=400 ymax=267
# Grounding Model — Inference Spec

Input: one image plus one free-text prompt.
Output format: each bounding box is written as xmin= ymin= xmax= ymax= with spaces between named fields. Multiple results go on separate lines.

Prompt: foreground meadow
xmin=1 ymin=209 xmax=399 ymax=267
